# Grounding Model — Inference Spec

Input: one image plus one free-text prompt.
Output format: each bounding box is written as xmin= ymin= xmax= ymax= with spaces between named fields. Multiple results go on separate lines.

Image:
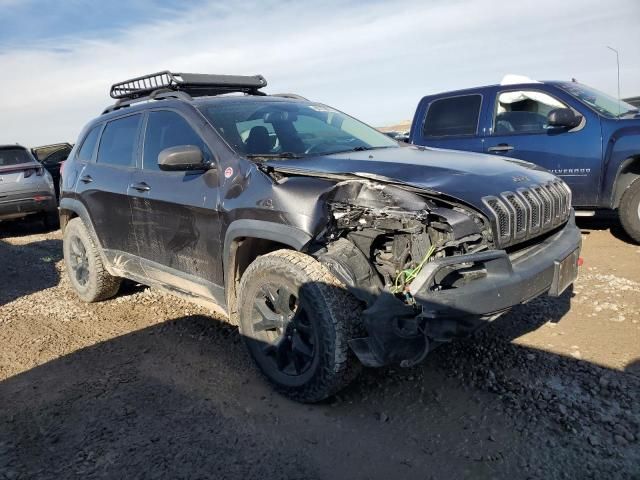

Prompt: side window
xmin=77 ymin=126 xmax=101 ymax=163
xmin=423 ymin=95 xmax=481 ymax=137
xmin=143 ymin=111 xmax=209 ymax=171
xmin=494 ymin=90 xmax=568 ymax=135
xmin=96 ymin=114 xmax=142 ymax=167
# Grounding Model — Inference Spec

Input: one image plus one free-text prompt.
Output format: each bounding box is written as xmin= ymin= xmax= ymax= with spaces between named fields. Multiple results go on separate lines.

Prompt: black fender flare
xmin=222 ymin=219 xmax=313 ymax=313
xmin=58 ymin=197 xmax=111 ymax=270
xmin=223 ymin=219 xmax=312 ymax=269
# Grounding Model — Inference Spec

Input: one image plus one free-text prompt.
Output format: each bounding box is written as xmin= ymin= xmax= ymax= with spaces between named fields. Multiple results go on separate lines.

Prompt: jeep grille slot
xmin=485 ymin=198 xmax=511 ymax=242
xmin=483 ymin=181 xmax=571 ymax=248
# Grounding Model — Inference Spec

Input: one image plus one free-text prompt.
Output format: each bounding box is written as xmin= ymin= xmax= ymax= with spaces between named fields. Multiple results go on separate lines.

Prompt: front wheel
xmin=237 ymin=250 xmax=363 ymax=403
xmin=619 ymin=177 xmax=640 ymax=244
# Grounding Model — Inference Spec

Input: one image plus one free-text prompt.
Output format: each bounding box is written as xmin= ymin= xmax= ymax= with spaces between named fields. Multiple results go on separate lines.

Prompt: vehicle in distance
xmin=31 ymin=143 xmax=73 ymax=199
xmin=60 ymin=71 xmax=582 ymax=402
xmin=409 ymin=77 xmax=640 ymax=243
xmin=0 ymin=145 xmax=58 ymax=228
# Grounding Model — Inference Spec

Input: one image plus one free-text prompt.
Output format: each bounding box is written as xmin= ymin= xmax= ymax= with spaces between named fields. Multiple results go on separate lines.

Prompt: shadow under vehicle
xmin=59 ymin=71 xmax=581 ymax=402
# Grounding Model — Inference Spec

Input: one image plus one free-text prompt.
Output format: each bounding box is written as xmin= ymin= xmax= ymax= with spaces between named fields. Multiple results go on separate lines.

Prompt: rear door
xmin=76 ymin=114 xmax=142 ymax=256
xmin=411 ymin=93 xmax=485 ymax=152
xmin=128 ymin=109 xmax=223 ymax=300
xmin=484 ymin=88 xmax=603 ymax=206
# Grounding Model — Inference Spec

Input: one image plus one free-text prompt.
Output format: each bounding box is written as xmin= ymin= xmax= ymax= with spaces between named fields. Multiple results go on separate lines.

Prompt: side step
xmin=574 ymin=210 xmax=596 ymax=217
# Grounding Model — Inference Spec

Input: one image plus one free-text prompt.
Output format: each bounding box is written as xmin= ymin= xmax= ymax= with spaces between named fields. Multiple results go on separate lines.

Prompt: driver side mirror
xmin=158 ymin=145 xmax=210 ymax=171
xmin=547 ymin=108 xmax=582 ymax=129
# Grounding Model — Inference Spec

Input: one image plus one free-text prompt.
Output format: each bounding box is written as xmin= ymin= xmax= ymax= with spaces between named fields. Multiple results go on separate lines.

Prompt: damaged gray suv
xmin=60 ymin=72 xmax=581 ymax=402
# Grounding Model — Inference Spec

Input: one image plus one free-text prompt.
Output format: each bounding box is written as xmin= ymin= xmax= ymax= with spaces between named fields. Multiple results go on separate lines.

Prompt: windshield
xmin=0 ymin=148 xmax=36 ymax=167
xmin=198 ymin=100 xmax=398 ymax=158
xmin=557 ymin=82 xmax=638 ymax=117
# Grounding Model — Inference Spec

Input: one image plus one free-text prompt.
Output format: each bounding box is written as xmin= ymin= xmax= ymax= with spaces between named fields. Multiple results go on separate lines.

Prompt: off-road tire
xmin=63 ymin=217 xmax=121 ymax=302
xmin=619 ymin=177 xmax=640 ymax=244
xmin=238 ymin=250 xmax=363 ymax=403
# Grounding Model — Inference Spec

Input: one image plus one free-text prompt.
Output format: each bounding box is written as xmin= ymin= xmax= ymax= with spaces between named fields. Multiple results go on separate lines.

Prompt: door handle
xmin=80 ymin=175 xmax=93 ymax=184
xmin=487 ymin=144 xmax=514 ymax=153
xmin=130 ymin=182 xmax=151 ymax=192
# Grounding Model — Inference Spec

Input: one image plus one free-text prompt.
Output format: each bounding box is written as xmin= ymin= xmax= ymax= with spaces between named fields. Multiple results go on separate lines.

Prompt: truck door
xmin=484 ymin=88 xmax=602 ymax=206
xmin=411 ymin=93 xmax=485 ymax=152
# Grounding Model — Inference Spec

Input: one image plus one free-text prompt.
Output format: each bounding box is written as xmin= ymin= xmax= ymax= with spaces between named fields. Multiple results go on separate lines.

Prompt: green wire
xmin=391 ymin=244 xmax=436 ymax=293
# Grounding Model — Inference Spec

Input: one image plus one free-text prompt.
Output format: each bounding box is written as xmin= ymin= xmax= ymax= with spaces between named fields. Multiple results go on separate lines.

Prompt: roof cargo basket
xmin=109 ymin=71 xmax=267 ymax=100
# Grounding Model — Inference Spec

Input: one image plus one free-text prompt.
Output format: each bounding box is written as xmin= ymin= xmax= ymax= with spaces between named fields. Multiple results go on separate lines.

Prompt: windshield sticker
xmin=224 ymin=166 xmax=233 ymax=179
xmin=308 ymin=105 xmax=334 ymax=113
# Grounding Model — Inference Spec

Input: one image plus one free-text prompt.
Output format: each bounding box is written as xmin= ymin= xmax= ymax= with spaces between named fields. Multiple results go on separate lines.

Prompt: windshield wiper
xmin=325 ymin=145 xmax=398 ymax=155
xmin=245 ymin=152 xmax=303 ymax=160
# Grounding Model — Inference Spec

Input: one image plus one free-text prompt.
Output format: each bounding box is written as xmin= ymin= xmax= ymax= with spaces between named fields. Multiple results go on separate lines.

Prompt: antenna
xmin=606 ymin=46 xmax=621 ymax=116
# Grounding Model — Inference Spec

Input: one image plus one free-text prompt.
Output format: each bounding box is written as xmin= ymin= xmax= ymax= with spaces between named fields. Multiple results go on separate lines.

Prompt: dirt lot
xmin=1 ymin=217 xmax=639 ymax=479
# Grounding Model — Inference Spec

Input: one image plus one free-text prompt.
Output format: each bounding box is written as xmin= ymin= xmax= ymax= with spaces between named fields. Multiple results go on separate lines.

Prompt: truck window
xmin=423 ymin=95 xmax=481 ymax=137
xmin=494 ymin=90 xmax=569 ymax=134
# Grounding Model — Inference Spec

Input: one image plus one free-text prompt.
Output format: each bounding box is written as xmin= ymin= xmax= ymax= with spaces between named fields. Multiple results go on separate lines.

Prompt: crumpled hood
xmin=267 ymin=146 xmax=559 ymax=211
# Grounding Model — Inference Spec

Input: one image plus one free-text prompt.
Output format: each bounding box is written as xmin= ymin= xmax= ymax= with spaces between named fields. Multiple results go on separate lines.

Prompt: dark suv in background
xmin=60 ymin=72 xmax=581 ymax=402
xmin=31 ymin=143 xmax=73 ymax=199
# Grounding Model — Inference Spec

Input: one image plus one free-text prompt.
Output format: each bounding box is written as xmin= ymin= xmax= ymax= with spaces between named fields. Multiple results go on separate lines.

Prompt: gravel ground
xmin=0 ymin=217 xmax=639 ymax=479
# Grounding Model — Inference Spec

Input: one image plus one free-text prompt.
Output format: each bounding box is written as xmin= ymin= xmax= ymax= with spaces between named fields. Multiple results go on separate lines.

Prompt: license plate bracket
xmin=549 ymin=248 xmax=580 ymax=296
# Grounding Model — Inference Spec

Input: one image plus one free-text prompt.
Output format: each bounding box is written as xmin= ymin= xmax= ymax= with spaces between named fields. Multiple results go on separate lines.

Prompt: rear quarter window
xmin=423 ymin=94 xmax=482 ymax=138
xmin=96 ymin=114 xmax=142 ymax=167
xmin=77 ymin=125 xmax=102 ymax=163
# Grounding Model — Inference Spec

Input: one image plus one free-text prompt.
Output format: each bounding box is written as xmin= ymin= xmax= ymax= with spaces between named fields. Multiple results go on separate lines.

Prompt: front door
xmin=128 ymin=109 xmax=223 ymax=301
xmin=484 ymin=88 xmax=602 ymax=206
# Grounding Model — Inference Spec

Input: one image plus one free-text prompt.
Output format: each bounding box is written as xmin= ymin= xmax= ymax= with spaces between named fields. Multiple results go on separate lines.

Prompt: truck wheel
xmin=619 ymin=177 xmax=640 ymax=243
xmin=63 ymin=217 xmax=121 ymax=302
xmin=237 ymin=250 xmax=363 ymax=403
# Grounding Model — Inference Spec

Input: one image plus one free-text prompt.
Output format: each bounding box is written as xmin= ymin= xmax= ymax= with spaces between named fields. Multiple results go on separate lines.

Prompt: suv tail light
xmin=23 ymin=167 xmax=45 ymax=178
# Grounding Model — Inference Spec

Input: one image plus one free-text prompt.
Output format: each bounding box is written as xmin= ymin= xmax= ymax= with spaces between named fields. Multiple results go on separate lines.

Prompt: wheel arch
xmin=223 ymin=220 xmax=313 ymax=323
xmin=612 ymin=155 xmax=640 ymax=208
xmin=58 ymin=197 xmax=111 ymax=269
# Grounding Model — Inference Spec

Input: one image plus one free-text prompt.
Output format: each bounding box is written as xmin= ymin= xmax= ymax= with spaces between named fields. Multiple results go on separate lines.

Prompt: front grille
xmin=483 ymin=181 xmax=571 ymax=248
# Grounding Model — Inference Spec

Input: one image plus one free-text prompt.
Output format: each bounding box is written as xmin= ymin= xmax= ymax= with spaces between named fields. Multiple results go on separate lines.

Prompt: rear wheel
xmin=63 ymin=218 xmax=121 ymax=302
xmin=237 ymin=250 xmax=363 ymax=403
xmin=619 ymin=177 xmax=640 ymax=243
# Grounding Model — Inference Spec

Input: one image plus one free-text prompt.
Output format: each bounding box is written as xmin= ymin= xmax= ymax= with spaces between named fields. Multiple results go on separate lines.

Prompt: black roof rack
xmin=110 ymin=71 xmax=267 ymax=100
xmin=102 ymin=71 xmax=268 ymax=114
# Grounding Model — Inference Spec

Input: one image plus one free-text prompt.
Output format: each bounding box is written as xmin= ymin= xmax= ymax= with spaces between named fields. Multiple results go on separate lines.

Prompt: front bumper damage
xmin=348 ymin=215 xmax=582 ymax=368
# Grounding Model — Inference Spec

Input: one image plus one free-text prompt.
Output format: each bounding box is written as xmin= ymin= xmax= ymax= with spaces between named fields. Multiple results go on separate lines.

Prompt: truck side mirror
xmin=158 ymin=145 xmax=210 ymax=171
xmin=547 ymin=108 xmax=582 ymax=129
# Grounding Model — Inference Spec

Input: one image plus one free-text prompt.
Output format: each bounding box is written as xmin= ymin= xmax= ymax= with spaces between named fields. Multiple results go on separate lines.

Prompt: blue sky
xmin=0 ymin=0 xmax=639 ymax=145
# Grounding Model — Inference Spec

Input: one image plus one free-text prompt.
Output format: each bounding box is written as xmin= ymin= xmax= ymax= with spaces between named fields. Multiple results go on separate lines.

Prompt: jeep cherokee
xmin=60 ymin=72 xmax=582 ymax=402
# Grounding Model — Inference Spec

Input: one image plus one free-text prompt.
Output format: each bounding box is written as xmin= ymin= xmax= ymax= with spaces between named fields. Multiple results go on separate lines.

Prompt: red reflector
xmin=33 ymin=195 xmax=49 ymax=201
xmin=577 ymin=257 xmax=584 ymax=267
